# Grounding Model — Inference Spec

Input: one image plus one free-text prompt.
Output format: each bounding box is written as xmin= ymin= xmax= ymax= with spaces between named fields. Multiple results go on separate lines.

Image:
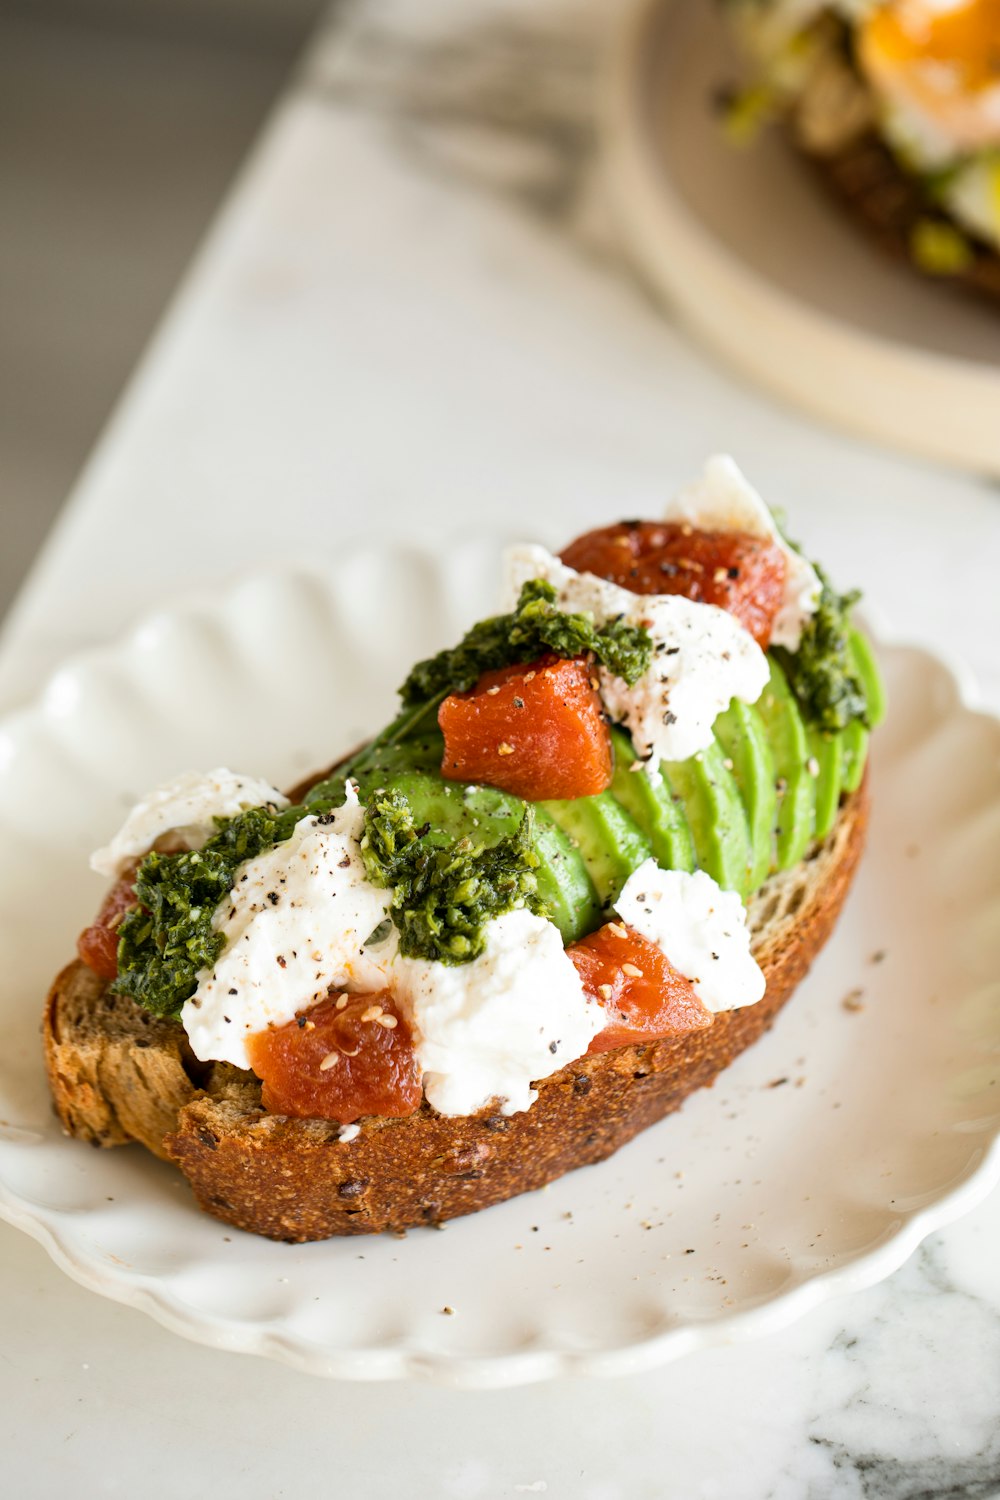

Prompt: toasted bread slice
xmin=43 ymin=778 xmax=868 ymax=1241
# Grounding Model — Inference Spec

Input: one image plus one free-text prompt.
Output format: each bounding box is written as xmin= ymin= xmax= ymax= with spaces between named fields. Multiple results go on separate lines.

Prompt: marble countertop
xmin=2 ymin=0 xmax=999 ymax=1493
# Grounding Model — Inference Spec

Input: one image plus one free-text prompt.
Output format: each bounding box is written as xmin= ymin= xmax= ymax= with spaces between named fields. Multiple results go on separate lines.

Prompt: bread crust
xmin=43 ymin=778 xmax=869 ymax=1241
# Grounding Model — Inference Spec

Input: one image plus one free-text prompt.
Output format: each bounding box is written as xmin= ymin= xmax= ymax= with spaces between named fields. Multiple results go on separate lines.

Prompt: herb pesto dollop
xmin=771 ymin=569 xmax=868 ymax=735
xmin=361 ymin=788 xmax=544 ymax=964
xmin=400 ymin=578 xmax=653 ymax=707
xmin=113 ymin=802 xmax=302 ymax=1019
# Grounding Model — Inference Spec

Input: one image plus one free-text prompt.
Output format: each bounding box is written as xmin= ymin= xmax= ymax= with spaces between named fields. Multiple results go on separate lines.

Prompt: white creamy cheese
xmin=180 ymin=789 xmax=394 ymax=1069
xmin=614 ymin=859 xmax=765 ymax=1014
xmin=392 ymin=909 xmax=603 ymax=1118
xmin=667 ymin=455 xmax=822 ymax=651
xmin=503 ymin=543 xmax=768 ymax=769
xmin=91 ymin=768 xmax=288 ymax=879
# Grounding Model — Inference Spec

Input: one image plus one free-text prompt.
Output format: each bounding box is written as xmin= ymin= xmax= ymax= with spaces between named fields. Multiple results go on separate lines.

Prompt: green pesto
xmin=771 ymin=568 xmax=868 ymax=735
xmin=399 ymin=578 xmax=652 ymax=707
xmin=360 ymin=787 xmax=544 ymax=964
xmin=113 ymin=800 xmax=303 ymax=1020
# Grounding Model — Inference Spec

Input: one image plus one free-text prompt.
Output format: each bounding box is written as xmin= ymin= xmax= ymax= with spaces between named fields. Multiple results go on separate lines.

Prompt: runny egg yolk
xmin=859 ymin=0 xmax=1000 ymax=155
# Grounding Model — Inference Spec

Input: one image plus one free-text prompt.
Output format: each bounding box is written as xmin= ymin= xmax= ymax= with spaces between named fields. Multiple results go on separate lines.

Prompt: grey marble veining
xmin=802 ymin=1247 xmax=1000 ymax=1498
xmin=307 ymin=0 xmax=617 ymax=254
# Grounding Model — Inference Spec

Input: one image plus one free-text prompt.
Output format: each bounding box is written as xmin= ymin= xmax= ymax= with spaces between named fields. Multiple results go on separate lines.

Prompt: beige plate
xmin=604 ymin=0 xmax=1000 ymax=476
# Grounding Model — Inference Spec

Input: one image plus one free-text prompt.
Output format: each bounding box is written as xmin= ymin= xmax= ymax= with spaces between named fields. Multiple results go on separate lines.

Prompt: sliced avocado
xmin=360 ymin=766 xmax=602 ymax=941
xmin=349 ymin=730 xmax=447 ymax=783
xmin=840 ymin=717 xmax=869 ymax=795
xmin=849 ymin=626 xmax=887 ymax=728
xmin=541 ymin=792 xmax=653 ymax=908
xmin=713 ymin=700 xmax=777 ymax=893
xmin=531 ymin=807 xmax=602 ymax=943
xmin=839 ymin=630 xmax=882 ymax=794
xmin=756 ymin=657 xmax=815 ymax=871
xmin=608 ymin=726 xmax=695 ymax=874
xmin=363 ymin=768 xmax=525 ymax=851
xmin=662 ymin=738 xmax=753 ymax=896
xmin=808 ymin=727 xmax=843 ymax=842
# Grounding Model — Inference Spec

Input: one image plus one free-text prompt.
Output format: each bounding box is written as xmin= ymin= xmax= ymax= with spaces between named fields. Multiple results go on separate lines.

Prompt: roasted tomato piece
xmin=560 ymin=521 xmax=786 ymax=648
xmin=246 ymin=990 xmax=423 ymax=1123
xmin=438 ymin=654 xmax=612 ymax=801
xmin=568 ymin=920 xmax=713 ymax=1054
xmin=76 ymin=862 xmax=140 ymax=981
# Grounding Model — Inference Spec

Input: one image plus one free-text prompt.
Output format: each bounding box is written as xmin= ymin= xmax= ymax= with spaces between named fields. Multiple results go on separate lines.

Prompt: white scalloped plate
xmin=604 ymin=0 xmax=1000 ymax=476
xmin=1 ymin=542 xmax=999 ymax=1387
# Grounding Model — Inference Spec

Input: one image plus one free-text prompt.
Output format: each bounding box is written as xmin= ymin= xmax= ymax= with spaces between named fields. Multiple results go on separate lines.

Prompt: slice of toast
xmin=43 ymin=778 xmax=869 ymax=1242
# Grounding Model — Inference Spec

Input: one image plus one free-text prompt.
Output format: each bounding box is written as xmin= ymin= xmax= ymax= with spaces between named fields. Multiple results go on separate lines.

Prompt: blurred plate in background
xmin=604 ymin=0 xmax=1000 ymax=477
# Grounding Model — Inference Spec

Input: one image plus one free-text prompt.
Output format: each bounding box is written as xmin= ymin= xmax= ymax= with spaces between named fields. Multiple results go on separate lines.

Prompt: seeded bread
xmin=43 ymin=776 xmax=869 ymax=1241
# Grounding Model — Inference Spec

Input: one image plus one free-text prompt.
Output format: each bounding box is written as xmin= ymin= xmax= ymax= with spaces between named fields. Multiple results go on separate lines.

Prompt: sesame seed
xmin=524 ymin=671 xmax=536 ymax=682
xmin=713 ymin=567 xmax=728 ymax=583
xmin=361 ymin=1005 xmax=384 ymax=1022
xmin=807 ymin=757 xmax=820 ymax=777
xmin=598 ymin=984 xmax=614 ymax=1001
xmin=486 ymin=685 xmax=501 ymax=696
xmin=335 ymin=994 xmax=349 ymax=1010
xmin=607 ymin=921 xmax=628 ymax=939
xmin=722 ymin=757 xmax=734 ymax=771
xmin=497 ymin=742 xmax=515 ymax=756
xmin=376 ymin=1014 xmax=398 ymax=1029
xmin=319 ymin=1052 xmax=340 ymax=1071
xmin=622 ymin=963 xmax=644 ymax=978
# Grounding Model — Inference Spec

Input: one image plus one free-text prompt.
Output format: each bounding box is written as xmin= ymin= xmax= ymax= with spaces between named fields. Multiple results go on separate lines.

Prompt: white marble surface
xmin=2 ymin=0 xmax=999 ymax=1493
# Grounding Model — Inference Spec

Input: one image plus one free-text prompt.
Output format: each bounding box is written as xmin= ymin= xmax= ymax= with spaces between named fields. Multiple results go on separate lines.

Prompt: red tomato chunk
xmin=76 ymin=862 xmax=140 ymax=981
xmin=560 ymin=521 xmax=786 ymax=649
xmin=568 ymin=921 xmax=713 ymax=1054
xmin=438 ymin=654 xmax=612 ymax=802
xmin=246 ymin=990 xmax=423 ymax=1123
